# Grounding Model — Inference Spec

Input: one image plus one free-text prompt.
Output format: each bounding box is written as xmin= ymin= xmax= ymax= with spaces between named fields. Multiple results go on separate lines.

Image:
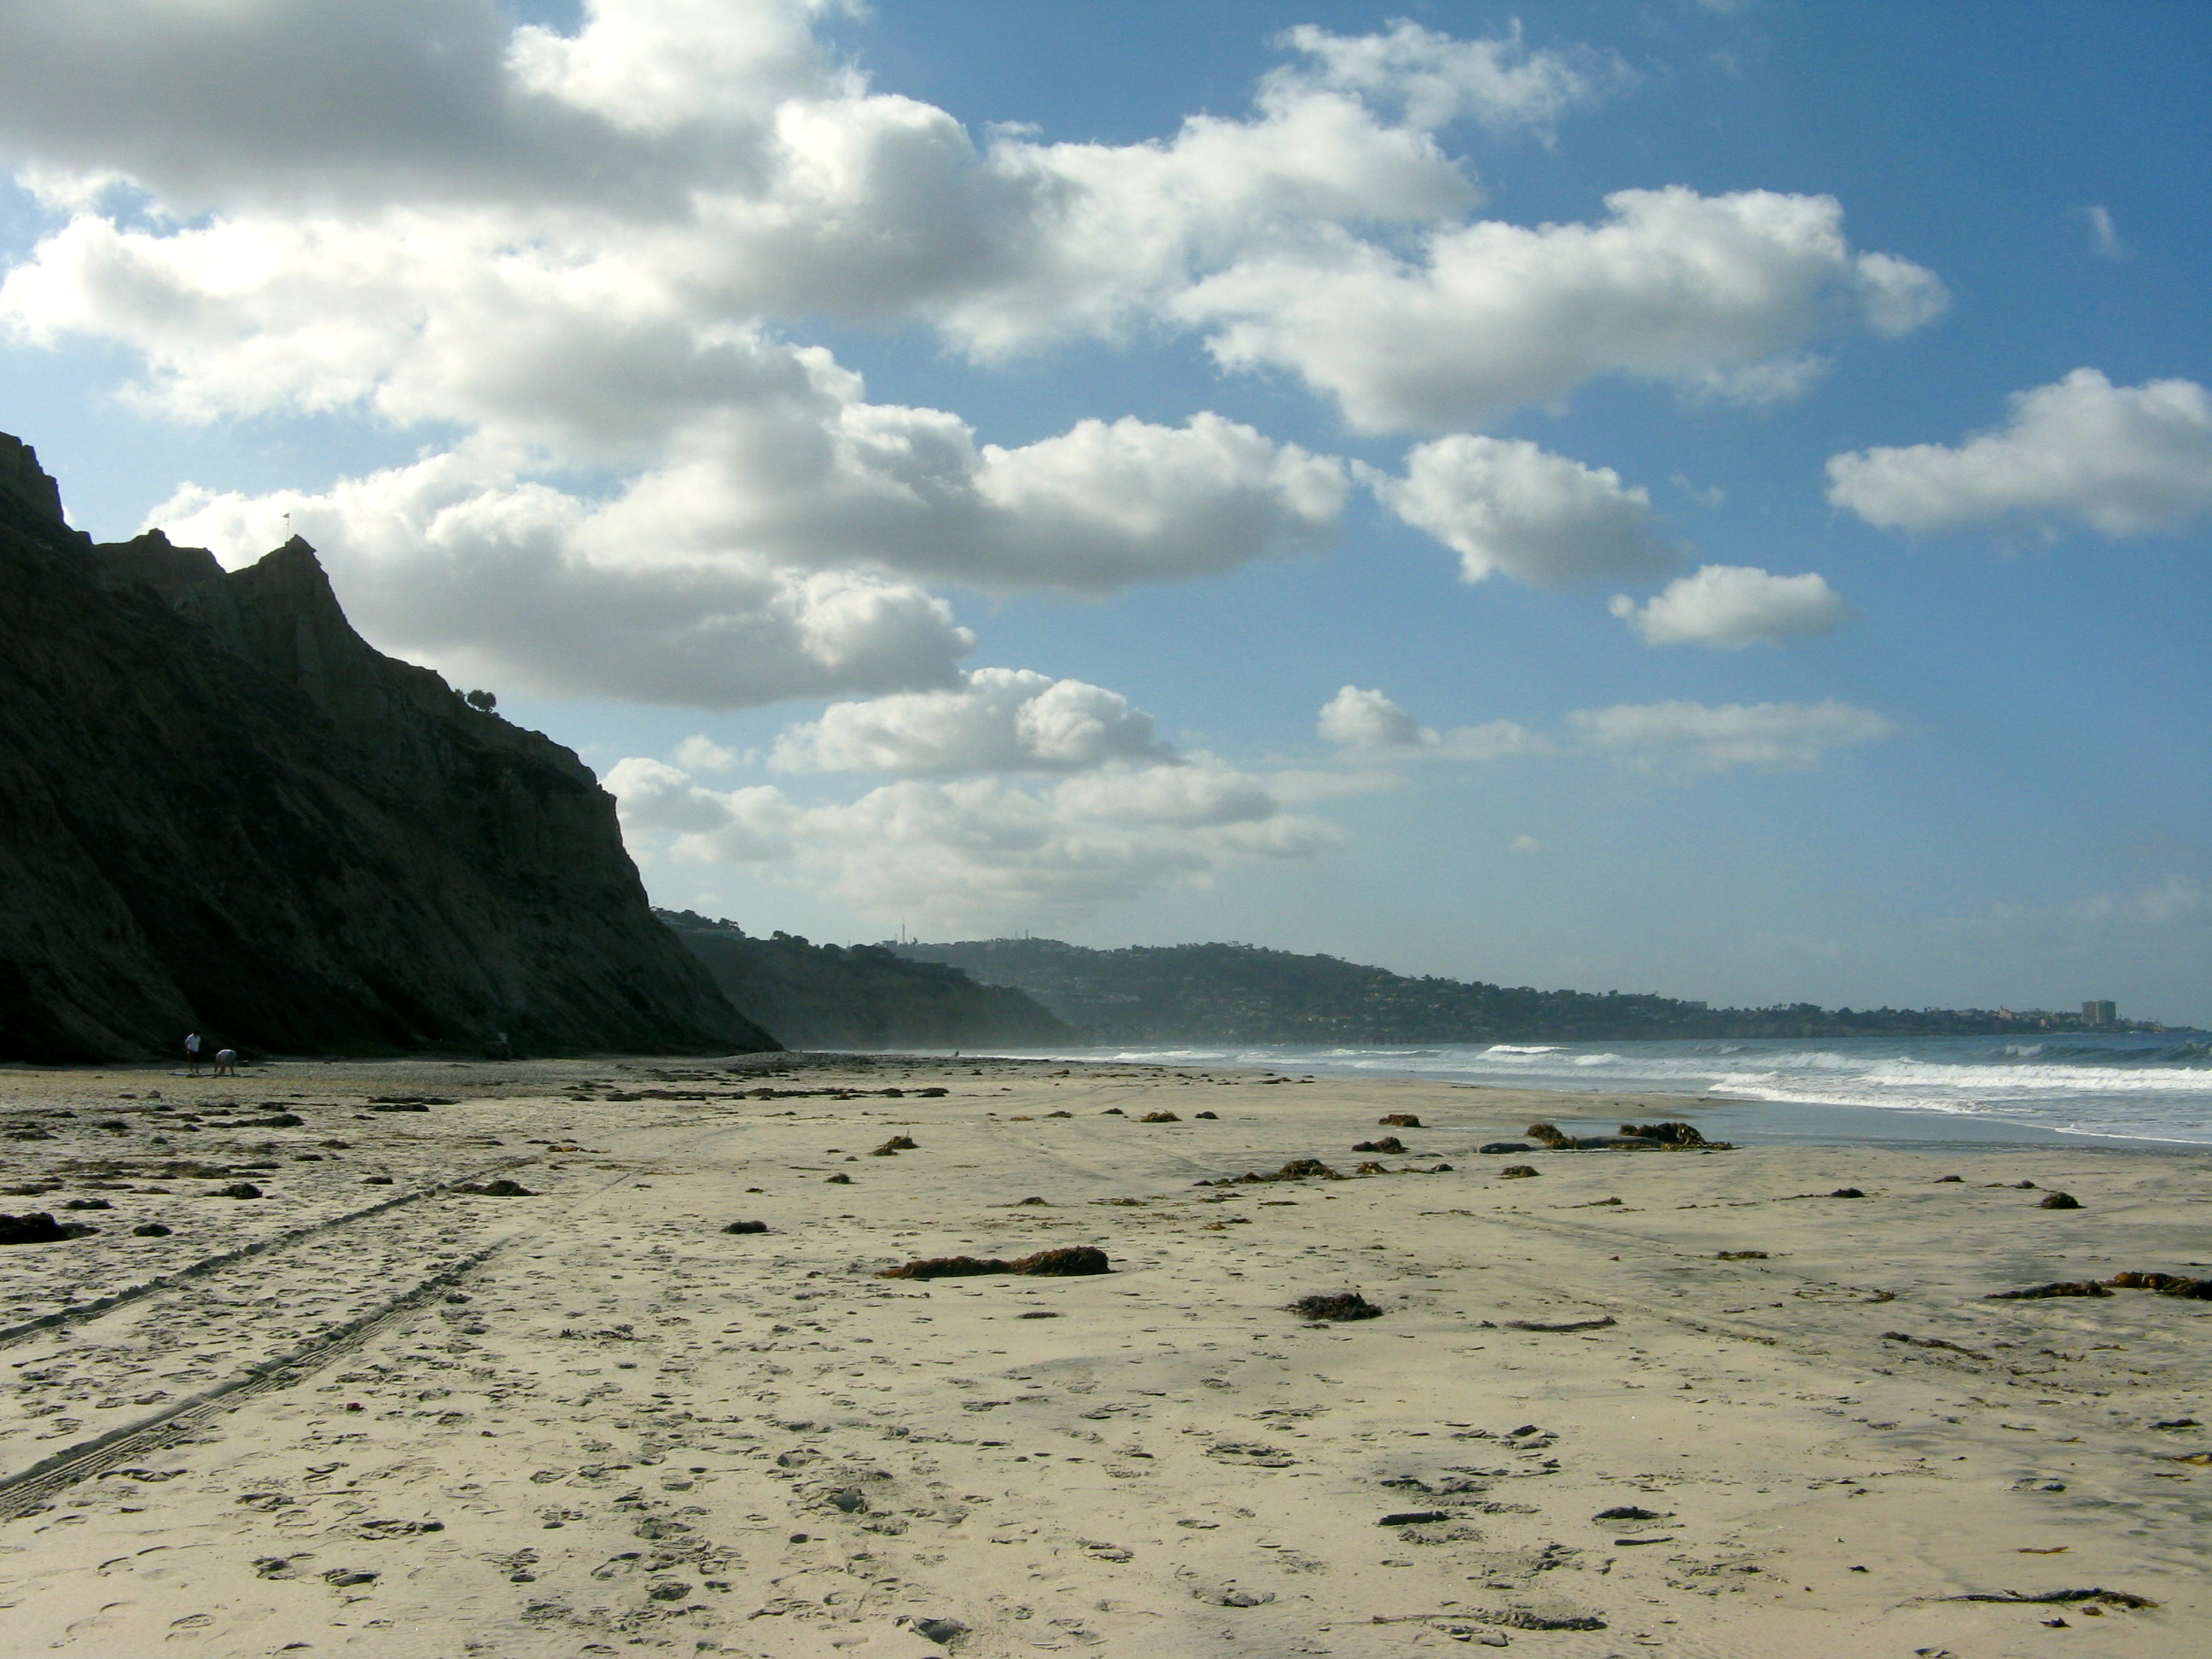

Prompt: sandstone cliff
xmin=0 ymin=433 xmax=777 ymax=1062
xmin=660 ymin=911 xmax=1070 ymax=1051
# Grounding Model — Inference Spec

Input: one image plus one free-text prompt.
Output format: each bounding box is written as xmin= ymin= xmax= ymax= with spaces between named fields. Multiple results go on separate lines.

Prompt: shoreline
xmin=13 ymin=1040 xmax=2210 ymax=1152
xmin=0 ymin=1054 xmax=2205 ymax=1656
xmin=900 ymin=1042 xmax=2212 ymax=1154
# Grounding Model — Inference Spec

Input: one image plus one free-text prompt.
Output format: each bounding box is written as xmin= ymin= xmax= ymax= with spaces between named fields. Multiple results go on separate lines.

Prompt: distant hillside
xmin=892 ymin=937 xmax=2145 ymax=1044
xmin=659 ymin=912 xmax=1071 ymax=1051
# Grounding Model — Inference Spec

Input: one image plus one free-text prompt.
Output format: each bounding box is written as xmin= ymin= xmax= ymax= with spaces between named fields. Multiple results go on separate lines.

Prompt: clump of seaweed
xmin=1288 ymin=1291 xmax=1382 ymax=1322
xmin=1988 ymin=1279 xmax=2108 ymax=1300
xmin=1988 ymin=1270 xmax=2212 ymax=1301
xmin=1621 ymin=1121 xmax=1706 ymax=1145
xmin=1531 ymin=1119 xmax=1735 ymax=1152
xmin=1199 ymin=1158 xmax=1346 ymax=1187
xmin=870 ymin=1135 xmax=917 ymax=1156
xmin=877 ymin=1245 xmax=1110 ymax=1280
xmin=1939 ymin=1589 xmax=2157 ymax=1610
xmin=0 ymin=1212 xmax=99 ymax=1245
xmin=2105 ymin=1271 xmax=2209 ymax=1295
xmin=1352 ymin=1136 xmax=1406 ymax=1154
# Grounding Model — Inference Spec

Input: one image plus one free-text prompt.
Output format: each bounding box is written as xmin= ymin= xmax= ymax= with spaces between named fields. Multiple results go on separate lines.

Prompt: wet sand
xmin=0 ymin=1053 xmax=2205 ymax=1657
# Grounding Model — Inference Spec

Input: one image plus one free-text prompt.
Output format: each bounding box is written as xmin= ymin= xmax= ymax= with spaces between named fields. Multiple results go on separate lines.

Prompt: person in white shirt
xmin=212 ymin=1047 xmax=238 ymax=1077
xmin=183 ymin=1032 xmax=202 ymax=1075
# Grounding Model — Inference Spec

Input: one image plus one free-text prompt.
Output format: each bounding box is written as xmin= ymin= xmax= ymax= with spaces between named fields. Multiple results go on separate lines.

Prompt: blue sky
xmin=3 ymin=2 xmax=2207 ymax=1022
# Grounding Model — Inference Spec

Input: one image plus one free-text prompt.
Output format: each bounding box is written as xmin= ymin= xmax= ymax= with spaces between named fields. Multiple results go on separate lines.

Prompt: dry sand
xmin=0 ymin=1053 xmax=2205 ymax=1658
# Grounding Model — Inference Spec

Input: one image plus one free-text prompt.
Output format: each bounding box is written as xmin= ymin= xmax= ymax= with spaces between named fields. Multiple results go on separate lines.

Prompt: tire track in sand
xmin=0 ymin=1112 xmax=756 ymax=1518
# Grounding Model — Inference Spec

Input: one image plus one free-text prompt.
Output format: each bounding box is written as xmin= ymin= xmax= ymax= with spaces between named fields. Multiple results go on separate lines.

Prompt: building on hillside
xmin=2082 ymin=999 xmax=2117 ymax=1027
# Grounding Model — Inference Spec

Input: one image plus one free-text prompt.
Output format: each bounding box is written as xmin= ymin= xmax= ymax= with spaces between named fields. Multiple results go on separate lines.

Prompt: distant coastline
xmin=893 ymin=936 xmax=2180 ymax=1046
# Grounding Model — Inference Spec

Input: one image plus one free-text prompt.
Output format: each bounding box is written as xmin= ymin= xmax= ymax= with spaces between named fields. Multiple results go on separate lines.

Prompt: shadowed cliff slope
xmin=660 ymin=911 xmax=1069 ymax=1051
xmin=0 ymin=433 xmax=777 ymax=1062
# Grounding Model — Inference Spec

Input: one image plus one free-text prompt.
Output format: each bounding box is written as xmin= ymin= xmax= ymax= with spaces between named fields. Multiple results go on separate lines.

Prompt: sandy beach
xmin=0 ymin=1054 xmax=2205 ymax=1658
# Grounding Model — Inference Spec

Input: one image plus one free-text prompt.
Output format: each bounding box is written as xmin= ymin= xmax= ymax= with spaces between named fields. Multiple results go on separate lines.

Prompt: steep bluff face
xmin=0 ymin=433 xmax=777 ymax=1062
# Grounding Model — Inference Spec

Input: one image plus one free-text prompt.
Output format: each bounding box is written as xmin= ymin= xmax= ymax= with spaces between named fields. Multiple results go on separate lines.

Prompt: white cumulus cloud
xmin=672 ymin=735 xmax=743 ymax=772
xmin=147 ymin=448 xmax=975 ymax=707
xmin=1277 ymin=19 xmax=1622 ymax=135
xmin=137 ymin=390 xmax=1347 ymax=704
xmin=603 ymin=757 xmax=800 ymax=861
xmin=1826 ymin=369 xmax=2212 ymax=537
xmin=0 ymin=3 xmax=1947 ymax=729
xmin=1610 ymin=564 xmax=1852 ymax=648
xmin=607 ymin=753 xmax=1342 ymax=932
xmin=1317 ymin=685 xmax=1550 ymax=760
xmin=1318 ymin=684 xmax=1425 ymax=748
xmin=772 ymin=668 xmax=1171 ymax=776
xmin=0 ymin=4 xmax=1517 ymax=387
xmin=1180 ymin=186 xmax=1947 ymax=432
xmin=592 ymin=403 xmax=1348 ymax=594
xmin=1368 ymin=435 xmax=1678 ymax=587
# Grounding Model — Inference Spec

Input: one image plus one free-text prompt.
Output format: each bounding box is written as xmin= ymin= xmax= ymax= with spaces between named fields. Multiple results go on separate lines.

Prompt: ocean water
xmin=974 ymin=1033 xmax=2212 ymax=1150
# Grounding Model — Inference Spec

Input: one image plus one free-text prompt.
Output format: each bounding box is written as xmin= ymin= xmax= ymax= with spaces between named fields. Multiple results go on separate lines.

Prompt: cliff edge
xmin=0 ymin=432 xmax=777 ymax=1062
